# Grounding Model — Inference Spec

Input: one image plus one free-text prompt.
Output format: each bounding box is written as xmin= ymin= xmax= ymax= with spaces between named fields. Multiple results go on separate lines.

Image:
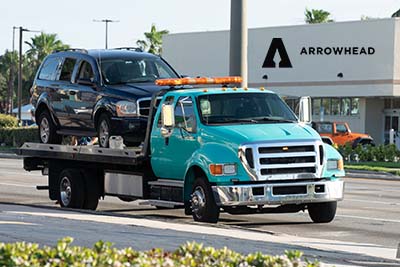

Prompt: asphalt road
xmin=1 ymin=158 xmax=400 ymax=260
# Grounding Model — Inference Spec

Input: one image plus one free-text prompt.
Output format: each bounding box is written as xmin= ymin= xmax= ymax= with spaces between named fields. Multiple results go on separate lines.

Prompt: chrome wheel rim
xmin=60 ymin=177 xmax=72 ymax=207
xmin=191 ymin=186 xmax=206 ymax=219
xmin=99 ymin=120 xmax=109 ymax=147
xmin=40 ymin=117 xmax=50 ymax=143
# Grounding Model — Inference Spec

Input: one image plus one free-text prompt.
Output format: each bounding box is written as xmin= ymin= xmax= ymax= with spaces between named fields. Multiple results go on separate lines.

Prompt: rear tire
xmin=308 ymin=201 xmax=337 ymax=223
xmin=37 ymin=110 xmax=62 ymax=144
xmin=58 ymin=169 xmax=85 ymax=209
xmin=97 ymin=113 xmax=111 ymax=148
xmin=191 ymin=178 xmax=220 ymax=223
xmin=82 ymin=171 xmax=100 ymax=210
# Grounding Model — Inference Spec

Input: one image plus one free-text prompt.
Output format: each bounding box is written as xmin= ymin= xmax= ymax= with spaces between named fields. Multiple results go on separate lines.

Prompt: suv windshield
xmin=100 ymin=57 xmax=178 ymax=85
xmin=198 ymin=93 xmax=297 ymax=125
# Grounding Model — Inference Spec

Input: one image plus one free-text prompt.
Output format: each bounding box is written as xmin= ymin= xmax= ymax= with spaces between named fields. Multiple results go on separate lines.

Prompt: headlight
xmin=116 ymin=101 xmax=137 ymax=117
xmin=327 ymin=159 xmax=344 ymax=171
xmin=209 ymin=163 xmax=237 ymax=176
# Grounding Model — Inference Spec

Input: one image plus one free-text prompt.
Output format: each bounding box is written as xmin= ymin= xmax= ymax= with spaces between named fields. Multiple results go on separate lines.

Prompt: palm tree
xmin=0 ymin=50 xmax=18 ymax=114
xmin=25 ymin=33 xmax=69 ymax=66
xmin=305 ymin=8 xmax=334 ymax=24
xmin=136 ymin=24 xmax=169 ymax=55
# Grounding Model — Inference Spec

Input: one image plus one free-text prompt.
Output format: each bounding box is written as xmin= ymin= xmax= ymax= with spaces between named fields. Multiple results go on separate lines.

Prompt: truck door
xmin=151 ymin=96 xmax=199 ymax=180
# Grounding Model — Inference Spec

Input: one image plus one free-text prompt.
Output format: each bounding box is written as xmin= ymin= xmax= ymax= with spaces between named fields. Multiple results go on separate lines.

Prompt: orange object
xmin=155 ymin=76 xmax=242 ymax=86
xmin=209 ymin=164 xmax=223 ymax=175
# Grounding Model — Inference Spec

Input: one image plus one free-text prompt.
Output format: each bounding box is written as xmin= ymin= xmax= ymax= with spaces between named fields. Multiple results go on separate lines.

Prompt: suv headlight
xmin=116 ymin=101 xmax=137 ymax=117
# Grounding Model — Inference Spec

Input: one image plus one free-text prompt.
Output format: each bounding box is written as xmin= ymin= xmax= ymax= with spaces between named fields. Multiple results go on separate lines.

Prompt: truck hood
xmin=201 ymin=123 xmax=321 ymax=146
xmin=104 ymin=83 xmax=167 ymax=100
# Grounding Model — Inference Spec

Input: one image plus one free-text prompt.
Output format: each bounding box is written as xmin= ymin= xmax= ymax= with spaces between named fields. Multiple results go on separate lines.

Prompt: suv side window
xmin=336 ymin=123 xmax=347 ymax=133
xmin=59 ymin=57 xmax=76 ymax=81
xmin=77 ymin=61 xmax=95 ymax=82
xmin=174 ymin=96 xmax=196 ymax=133
xmin=38 ymin=57 xmax=60 ymax=81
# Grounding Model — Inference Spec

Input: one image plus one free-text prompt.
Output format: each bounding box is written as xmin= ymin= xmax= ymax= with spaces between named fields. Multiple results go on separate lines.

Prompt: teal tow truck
xmin=19 ymin=76 xmax=344 ymax=223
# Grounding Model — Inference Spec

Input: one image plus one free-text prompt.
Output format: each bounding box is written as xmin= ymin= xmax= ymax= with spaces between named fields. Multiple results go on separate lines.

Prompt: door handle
xmin=69 ymin=91 xmax=76 ymax=96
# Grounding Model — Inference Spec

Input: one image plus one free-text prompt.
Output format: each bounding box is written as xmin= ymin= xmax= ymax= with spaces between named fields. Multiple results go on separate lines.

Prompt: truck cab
xmin=149 ymin=80 xmax=344 ymax=222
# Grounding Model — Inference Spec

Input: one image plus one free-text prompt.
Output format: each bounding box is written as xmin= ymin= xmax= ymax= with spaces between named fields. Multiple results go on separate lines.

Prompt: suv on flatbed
xmin=30 ymin=48 xmax=180 ymax=147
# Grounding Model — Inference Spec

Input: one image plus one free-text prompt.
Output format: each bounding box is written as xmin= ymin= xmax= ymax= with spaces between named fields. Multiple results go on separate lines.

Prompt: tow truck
xmin=18 ymin=77 xmax=345 ymax=223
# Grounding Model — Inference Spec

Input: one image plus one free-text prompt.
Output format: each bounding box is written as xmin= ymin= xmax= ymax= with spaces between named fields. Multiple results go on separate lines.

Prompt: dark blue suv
xmin=30 ymin=48 xmax=180 ymax=147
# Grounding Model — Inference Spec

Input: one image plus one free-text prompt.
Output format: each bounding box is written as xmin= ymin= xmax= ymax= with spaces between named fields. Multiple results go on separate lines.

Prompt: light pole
xmin=9 ymin=26 xmax=18 ymax=115
xmin=229 ymin=0 xmax=248 ymax=88
xmin=93 ymin=19 xmax=119 ymax=49
xmin=17 ymin=27 xmax=40 ymax=125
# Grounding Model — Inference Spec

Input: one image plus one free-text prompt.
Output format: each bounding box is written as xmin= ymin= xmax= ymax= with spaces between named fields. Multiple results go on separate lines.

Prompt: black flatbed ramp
xmin=17 ymin=143 xmax=143 ymax=166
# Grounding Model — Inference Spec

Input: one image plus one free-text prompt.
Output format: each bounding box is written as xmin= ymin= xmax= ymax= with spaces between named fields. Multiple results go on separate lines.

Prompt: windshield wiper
xmin=219 ymin=118 xmax=258 ymax=124
xmin=253 ymin=117 xmax=295 ymax=123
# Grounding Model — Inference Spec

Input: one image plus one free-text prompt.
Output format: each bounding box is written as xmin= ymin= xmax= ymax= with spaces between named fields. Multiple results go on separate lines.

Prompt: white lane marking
xmin=7 ymin=209 xmax=397 ymax=261
xmin=338 ymin=214 xmax=400 ymax=223
xmin=0 ymin=182 xmax=35 ymax=188
xmin=0 ymin=221 xmax=38 ymax=226
xmin=345 ymin=198 xmax=399 ymax=206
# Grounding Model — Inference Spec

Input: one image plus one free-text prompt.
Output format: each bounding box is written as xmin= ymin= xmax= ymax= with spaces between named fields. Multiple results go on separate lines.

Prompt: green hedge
xmin=0 ymin=237 xmax=319 ymax=267
xmin=0 ymin=114 xmax=18 ymax=128
xmin=0 ymin=127 xmax=38 ymax=147
xmin=338 ymin=143 xmax=400 ymax=162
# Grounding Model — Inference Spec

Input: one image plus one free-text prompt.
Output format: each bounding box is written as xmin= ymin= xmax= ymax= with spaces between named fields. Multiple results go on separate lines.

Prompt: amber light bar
xmin=155 ymin=76 xmax=242 ymax=86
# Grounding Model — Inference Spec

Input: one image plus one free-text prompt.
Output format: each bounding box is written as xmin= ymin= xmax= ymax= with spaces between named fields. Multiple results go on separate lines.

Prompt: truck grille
xmin=239 ymin=140 xmax=324 ymax=181
xmin=137 ymin=98 xmax=161 ymax=116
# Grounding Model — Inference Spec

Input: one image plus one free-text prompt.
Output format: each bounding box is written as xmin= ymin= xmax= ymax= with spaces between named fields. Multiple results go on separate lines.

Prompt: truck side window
xmin=38 ymin=57 xmax=61 ymax=81
xmin=77 ymin=61 xmax=95 ymax=82
xmin=59 ymin=58 xmax=77 ymax=81
xmin=174 ymin=96 xmax=196 ymax=133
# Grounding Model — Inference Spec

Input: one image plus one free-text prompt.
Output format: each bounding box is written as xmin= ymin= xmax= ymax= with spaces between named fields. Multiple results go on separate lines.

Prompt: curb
xmin=346 ymin=170 xmax=400 ymax=181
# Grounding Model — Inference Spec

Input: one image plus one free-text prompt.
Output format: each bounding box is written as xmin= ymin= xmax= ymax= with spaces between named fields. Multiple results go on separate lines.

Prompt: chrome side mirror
xmin=161 ymin=104 xmax=174 ymax=138
xmin=299 ymin=96 xmax=312 ymax=123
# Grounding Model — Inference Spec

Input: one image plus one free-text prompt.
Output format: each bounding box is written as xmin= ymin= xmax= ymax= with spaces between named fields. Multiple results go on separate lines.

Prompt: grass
xmin=345 ymin=161 xmax=400 ymax=176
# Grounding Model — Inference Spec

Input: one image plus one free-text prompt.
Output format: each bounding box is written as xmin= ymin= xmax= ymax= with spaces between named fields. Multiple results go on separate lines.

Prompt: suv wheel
xmin=38 ymin=110 xmax=62 ymax=144
xmin=98 ymin=113 xmax=111 ymax=148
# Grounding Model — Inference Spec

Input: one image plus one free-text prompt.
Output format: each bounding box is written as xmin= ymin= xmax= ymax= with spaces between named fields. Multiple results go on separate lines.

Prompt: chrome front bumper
xmin=212 ymin=179 xmax=344 ymax=206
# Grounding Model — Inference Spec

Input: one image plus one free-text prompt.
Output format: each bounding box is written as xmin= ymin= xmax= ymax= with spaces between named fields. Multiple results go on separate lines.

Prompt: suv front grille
xmin=240 ymin=140 xmax=324 ymax=181
xmin=137 ymin=98 xmax=161 ymax=116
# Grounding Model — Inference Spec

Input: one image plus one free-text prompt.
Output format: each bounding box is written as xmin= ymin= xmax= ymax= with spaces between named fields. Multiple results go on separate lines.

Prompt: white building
xmin=162 ymin=18 xmax=400 ymax=145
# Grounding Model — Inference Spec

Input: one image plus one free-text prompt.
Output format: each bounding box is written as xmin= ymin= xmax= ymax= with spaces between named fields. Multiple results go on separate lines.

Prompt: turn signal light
xmin=209 ymin=164 xmax=223 ymax=175
xmin=338 ymin=159 xmax=344 ymax=171
xmin=156 ymin=76 xmax=242 ymax=86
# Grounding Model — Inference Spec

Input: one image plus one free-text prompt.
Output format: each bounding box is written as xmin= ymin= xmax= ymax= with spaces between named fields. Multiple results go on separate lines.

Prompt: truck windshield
xmin=198 ymin=93 xmax=297 ymax=125
xmin=100 ymin=58 xmax=178 ymax=85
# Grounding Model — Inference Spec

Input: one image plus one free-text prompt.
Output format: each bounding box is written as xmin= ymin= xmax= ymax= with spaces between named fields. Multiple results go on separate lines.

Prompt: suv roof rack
xmin=52 ymin=48 xmax=88 ymax=54
xmin=111 ymin=47 xmax=143 ymax=52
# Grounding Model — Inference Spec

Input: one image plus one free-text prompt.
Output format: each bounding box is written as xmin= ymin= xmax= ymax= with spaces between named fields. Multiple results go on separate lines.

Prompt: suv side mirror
xmin=299 ymin=96 xmax=312 ymax=123
xmin=161 ymin=104 xmax=175 ymax=137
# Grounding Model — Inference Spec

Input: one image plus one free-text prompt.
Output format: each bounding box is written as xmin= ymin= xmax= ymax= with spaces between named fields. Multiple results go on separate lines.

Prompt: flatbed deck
xmin=17 ymin=143 xmax=143 ymax=166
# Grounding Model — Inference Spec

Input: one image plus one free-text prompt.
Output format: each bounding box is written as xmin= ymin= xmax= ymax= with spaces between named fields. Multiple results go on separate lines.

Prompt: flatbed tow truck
xmin=18 ymin=76 xmax=345 ymax=223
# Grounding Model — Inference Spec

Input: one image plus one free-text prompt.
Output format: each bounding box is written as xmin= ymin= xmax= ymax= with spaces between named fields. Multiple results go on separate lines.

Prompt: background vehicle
xmin=30 ymin=48 xmax=180 ymax=147
xmin=312 ymin=121 xmax=374 ymax=148
xmin=20 ymin=77 xmax=345 ymax=223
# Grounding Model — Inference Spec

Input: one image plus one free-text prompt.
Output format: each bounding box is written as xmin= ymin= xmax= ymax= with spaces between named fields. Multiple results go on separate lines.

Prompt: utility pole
xmin=8 ymin=27 xmax=18 ymax=115
xmin=229 ymin=0 xmax=248 ymax=88
xmin=93 ymin=19 xmax=119 ymax=49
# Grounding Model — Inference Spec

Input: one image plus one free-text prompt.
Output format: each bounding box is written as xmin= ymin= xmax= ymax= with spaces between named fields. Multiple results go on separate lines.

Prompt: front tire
xmin=191 ymin=178 xmax=220 ymax=223
xmin=37 ymin=110 xmax=62 ymax=144
xmin=58 ymin=169 xmax=85 ymax=209
xmin=97 ymin=113 xmax=111 ymax=148
xmin=308 ymin=201 xmax=337 ymax=223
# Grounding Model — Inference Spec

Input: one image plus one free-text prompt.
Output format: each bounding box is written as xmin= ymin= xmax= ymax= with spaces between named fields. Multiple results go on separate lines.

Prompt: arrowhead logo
xmin=262 ymin=38 xmax=292 ymax=68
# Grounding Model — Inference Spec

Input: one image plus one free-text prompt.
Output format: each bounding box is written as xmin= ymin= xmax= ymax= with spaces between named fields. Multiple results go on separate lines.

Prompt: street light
xmin=93 ymin=19 xmax=119 ymax=49
xmin=8 ymin=26 xmax=18 ymax=115
xmin=17 ymin=27 xmax=40 ymax=125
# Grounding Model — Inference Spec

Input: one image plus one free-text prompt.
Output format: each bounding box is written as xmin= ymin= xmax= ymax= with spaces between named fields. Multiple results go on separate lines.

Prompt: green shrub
xmin=339 ymin=143 xmax=400 ymax=163
xmin=0 ymin=114 xmax=18 ymax=128
xmin=0 ymin=127 xmax=38 ymax=147
xmin=0 ymin=237 xmax=319 ymax=267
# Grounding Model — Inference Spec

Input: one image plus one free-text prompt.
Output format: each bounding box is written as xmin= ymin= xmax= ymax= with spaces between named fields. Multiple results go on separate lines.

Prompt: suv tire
xmin=38 ymin=110 xmax=62 ymax=144
xmin=97 ymin=113 xmax=111 ymax=148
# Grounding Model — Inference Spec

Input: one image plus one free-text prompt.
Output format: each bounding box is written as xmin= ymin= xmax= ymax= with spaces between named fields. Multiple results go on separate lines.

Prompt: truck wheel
xmin=58 ymin=169 xmax=85 ymax=209
xmin=191 ymin=178 xmax=220 ymax=223
xmin=308 ymin=201 xmax=337 ymax=223
xmin=38 ymin=110 xmax=62 ymax=144
xmin=97 ymin=113 xmax=111 ymax=148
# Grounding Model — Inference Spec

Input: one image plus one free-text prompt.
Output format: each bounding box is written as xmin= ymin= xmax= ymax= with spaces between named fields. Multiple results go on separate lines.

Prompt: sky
xmin=1 ymin=0 xmax=400 ymax=54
